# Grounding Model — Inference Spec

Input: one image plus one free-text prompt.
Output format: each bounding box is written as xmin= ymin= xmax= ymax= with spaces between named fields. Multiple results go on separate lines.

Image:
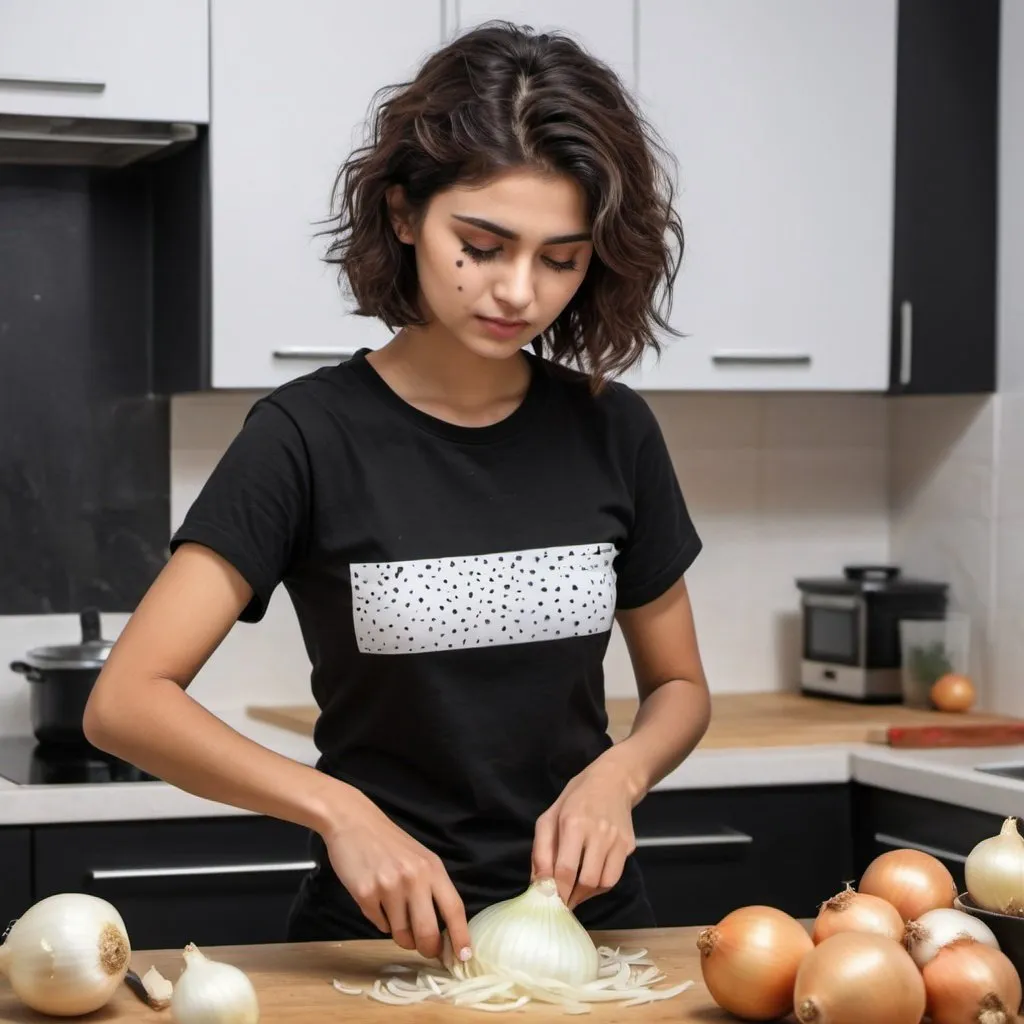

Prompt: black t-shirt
xmin=170 ymin=349 xmax=701 ymax=915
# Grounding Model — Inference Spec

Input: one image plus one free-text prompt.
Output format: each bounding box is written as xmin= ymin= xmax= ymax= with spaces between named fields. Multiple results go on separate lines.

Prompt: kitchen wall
xmin=889 ymin=0 xmax=1024 ymax=715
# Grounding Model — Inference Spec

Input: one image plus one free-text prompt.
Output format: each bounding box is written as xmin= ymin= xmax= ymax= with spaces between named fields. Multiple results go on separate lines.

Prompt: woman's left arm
xmin=531 ymin=575 xmax=711 ymax=908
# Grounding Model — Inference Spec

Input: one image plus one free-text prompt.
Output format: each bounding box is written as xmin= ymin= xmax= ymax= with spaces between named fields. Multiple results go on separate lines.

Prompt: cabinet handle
xmin=636 ymin=828 xmax=753 ymax=849
xmin=90 ymin=859 xmax=317 ymax=881
xmin=0 ymin=74 xmax=106 ymax=93
xmin=272 ymin=347 xmax=357 ymax=360
xmin=899 ymin=301 xmax=913 ymax=385
xmin=711 ymin=351 xmax=812 ymax=367
xmin=874 ymin=832 xmax=965 ymax=864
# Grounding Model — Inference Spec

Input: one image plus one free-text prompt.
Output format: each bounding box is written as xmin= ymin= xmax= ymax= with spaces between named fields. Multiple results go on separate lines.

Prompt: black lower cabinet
xmin=634 ymin=785 xmax=853 ymax=927
xmin=0 ymin=827 xmax=32 ymax=933
xmin=34 ymin=816 xmax=313 ymax=950
xmin=851 ymin=782 xmax=1013 ymax=896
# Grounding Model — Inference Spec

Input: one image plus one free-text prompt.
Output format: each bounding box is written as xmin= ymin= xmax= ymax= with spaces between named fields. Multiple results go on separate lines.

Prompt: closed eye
xmin=461 ymin=242 xmax=500 ymax=263
xmin=543 ymin=256 xmax=578 ymax=273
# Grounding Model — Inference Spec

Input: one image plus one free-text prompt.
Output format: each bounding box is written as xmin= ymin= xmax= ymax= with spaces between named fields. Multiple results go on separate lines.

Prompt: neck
xmin=368 ymin=324 xmax=533 ymax=426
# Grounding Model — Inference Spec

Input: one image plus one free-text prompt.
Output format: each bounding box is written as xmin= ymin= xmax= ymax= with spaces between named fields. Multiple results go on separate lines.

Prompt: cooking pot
xmin=9 ymin=608 xmax=113 ymax=745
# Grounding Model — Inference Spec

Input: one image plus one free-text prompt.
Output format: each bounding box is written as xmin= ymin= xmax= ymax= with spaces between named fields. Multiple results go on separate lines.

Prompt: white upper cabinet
xmin=624 ymin=0 xmax=898 ymax=391
xmin=0 ymin=0 xmax=208 ymax=122
xmin=451 ymin=1 xmax=635 ymax=88
xmin=208 ymin=1 xmax=442 ymax=389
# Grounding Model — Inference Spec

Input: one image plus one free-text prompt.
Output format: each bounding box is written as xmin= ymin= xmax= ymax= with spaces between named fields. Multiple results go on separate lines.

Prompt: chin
xmin=455 ymin=329 xmax=534 ymax=361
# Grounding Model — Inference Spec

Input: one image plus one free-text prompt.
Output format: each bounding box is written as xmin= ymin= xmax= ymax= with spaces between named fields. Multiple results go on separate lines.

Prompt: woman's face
xmin=391 ymin=167 xmax=594 ymax=360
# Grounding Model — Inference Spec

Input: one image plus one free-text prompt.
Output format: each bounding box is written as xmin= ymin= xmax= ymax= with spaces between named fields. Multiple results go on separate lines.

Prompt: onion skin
xmin=811 ymin=883 xmax=904 ymax=945
xmin=904 ymin=907 xmax=1000 ymax=968
xmin=697 ymin=905 xmax=812 ymax=1021
xmin=921 ymin=939 xmax=1022 ymax=1024
xmin=965 ymin=817 xmax=1024 ymax=916
xmin=794 ymin=931 xmax=925 ymax=1024
xmin=859 ymin=847 xmax=957 ymax=921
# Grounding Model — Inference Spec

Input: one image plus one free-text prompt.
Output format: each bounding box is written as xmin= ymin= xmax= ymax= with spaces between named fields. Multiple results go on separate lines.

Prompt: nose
xmin=492 ymin=255 xmax=534 ymax=314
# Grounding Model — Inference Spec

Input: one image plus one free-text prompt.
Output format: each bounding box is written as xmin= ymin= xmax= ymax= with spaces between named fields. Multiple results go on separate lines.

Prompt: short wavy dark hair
xmin=323 ymin=20 xmax=684 ymax=387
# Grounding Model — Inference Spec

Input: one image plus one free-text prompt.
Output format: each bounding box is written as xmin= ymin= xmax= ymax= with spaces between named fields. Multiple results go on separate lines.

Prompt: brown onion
xmin=794 ymin=931 xmax=925 ymax=1024
xmin=812 ymin=882 xmax=904 ymax=944
xmin=922 ymin=939 xmax=1022 ymax=1024
xmin=859 ymin=847 xmax=957 ymax=921
xmin=696 ymin=905 xmax=813 ymax=1021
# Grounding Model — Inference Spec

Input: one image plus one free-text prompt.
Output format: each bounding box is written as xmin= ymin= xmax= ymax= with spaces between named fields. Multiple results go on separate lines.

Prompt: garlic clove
xmin=142 ymin=965 xmax=174 ymax=1009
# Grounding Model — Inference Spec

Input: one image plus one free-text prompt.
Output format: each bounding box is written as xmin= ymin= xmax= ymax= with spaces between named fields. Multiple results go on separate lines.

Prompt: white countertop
xmin=2 ymin=707 xmax=1024 ymax=826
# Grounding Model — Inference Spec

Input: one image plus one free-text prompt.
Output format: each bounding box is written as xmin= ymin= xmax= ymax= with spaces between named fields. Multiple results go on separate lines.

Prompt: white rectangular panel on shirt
xmin=350 ymin=542 xmax=617 ymax=655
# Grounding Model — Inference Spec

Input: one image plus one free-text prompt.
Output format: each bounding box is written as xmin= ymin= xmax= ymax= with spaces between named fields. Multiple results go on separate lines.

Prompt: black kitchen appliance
xmin=0 ymin=735 xmax=157 ymax=786
xmin=795 ymin=565 xmax=949 ymax=703
xmin=9 ymin=607 xmax=112 ymax=745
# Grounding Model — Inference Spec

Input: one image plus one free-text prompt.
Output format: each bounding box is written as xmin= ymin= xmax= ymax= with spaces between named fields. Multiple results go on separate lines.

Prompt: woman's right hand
xmin=322 ymin=791 xmax=473 ymax=964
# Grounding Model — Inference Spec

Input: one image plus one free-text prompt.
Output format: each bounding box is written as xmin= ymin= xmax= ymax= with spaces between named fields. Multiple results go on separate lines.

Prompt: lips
xmin=477 ymin=316 xmax=529 ymax=327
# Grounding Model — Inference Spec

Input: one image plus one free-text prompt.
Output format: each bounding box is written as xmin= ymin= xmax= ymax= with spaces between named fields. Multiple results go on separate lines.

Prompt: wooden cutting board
xmin=0 ymin=928 xmax=749 ymax=1022
xmin=248 ymin=691 xmax=1024 ymax=749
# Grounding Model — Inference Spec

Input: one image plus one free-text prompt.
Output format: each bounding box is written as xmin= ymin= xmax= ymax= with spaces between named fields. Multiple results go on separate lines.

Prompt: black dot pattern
xmin=351 ymin=543 xmax=617 ymax=655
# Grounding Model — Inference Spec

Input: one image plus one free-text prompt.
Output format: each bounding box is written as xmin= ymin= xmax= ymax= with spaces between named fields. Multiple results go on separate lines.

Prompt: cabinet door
xmin=851 ymin=783 xmax=1005 ymax=896
xmin=35 ymin=816 xmax=314 ymax=950
xmin=887 ymin=0 xmax=998 ymax=395
xmin=453 ymin=1 xmax=635 ymax=89
xmin=209 ymin=1 xmax=441 ymax=389
xmin=0 ymin=0 xmax=208 ymax=122
xmin=627 ymin=0 xmax=897 ymax=391
xmin=634 ymin=784 xmax=852 ymax=926
xmin=0 ymin=828 xmax=32 ymax=933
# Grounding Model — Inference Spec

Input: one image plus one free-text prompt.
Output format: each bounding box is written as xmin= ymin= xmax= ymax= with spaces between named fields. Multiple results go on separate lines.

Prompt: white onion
xmin=170 ymin=943 xmax=260 ymax=1024
xmin=0 ymin=892 xmax=131 ymax=1016
xmin=966 ymin=816 xmax=1024 ymax=915
xmin=450 ymin=878 xmax=600 ymax=987
xmin=904 ymin=907 xmax=1000 ymax=967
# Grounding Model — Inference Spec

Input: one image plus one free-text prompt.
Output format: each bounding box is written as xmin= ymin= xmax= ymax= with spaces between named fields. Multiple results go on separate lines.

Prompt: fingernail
xmin=459 ymin=946 xmax=473 ymax=962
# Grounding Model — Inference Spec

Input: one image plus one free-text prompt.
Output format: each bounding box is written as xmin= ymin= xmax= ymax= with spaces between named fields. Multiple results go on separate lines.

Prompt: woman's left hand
xmin=530 ymin=755 xmax=639 ymax=910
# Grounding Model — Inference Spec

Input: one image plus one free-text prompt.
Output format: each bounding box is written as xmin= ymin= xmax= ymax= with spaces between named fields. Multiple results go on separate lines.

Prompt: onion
xmin=931 ymin=673 xmax=976 ymax=712
xmin=904 ymin=906 xmax=1000 ymax=967
xmin=921 ymin=939 xmax=1022 ymax=1024
xmin=812 ymin=882 xmax=904 ymax=944
xmin=859 ymin=847 xmax=957 ymax=921
xmin=696 ymin=904 xmax=813 ymax=1021
xmin=966 ymin=817 xmax=1024 ymax=915
xmin=0 ymin=892 xmax=131 ymax=1016
xmin=793 ymin=931 xmax=925 ymax=1024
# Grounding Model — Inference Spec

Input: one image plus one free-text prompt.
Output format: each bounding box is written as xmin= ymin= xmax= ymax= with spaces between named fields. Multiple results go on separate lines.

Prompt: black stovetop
xmin=0 ymin=736 xmax=159 ymax=785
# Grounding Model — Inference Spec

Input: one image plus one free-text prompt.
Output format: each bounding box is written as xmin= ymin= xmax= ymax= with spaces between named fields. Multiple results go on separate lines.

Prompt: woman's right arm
xmin=83 ymin=541 xmax=472 ymax=963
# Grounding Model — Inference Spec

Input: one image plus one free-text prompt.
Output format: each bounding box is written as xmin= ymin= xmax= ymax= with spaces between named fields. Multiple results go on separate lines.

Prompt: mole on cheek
xmin=455 ymin=260 xmax=464 ymax=268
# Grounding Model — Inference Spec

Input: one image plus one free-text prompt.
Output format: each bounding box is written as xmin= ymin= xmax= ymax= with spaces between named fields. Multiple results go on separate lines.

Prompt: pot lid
xmin=23 ymin=608 xmax=113 ymax=668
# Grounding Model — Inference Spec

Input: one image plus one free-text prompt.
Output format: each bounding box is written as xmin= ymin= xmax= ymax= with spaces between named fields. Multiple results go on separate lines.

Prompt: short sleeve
xmin=169 ymin=397 xmax=311 ymax=623
xmin=614 ymin=395 xmax=702 ymax=610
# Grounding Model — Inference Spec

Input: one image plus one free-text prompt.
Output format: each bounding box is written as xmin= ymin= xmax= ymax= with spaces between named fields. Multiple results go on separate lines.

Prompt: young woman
xmin=83 ymin=21 xmax=710 ymax=965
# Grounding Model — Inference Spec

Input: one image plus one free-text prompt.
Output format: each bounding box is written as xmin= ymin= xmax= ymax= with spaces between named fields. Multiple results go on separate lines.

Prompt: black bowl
xmin=955 ymin=892 xmax=1024 ymax=976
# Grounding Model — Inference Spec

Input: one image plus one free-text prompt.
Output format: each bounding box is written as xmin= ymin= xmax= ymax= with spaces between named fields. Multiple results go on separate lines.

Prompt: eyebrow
xmin=452 ymin=215 xmax=591 ymax=245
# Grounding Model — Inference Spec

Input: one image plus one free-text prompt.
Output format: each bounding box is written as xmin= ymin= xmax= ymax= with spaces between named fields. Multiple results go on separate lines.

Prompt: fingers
xmin=351 ymin=881 xmax=391 ymax=936
xmin=531 ymin=810 xmax=557 ymax=883
xmin=568 ymin=837 xmax=609 ymax=910
xmin=432 ymin=870 xmax=473 ymax=966
xmin=553 ymin=816 xmax=585 ymax=907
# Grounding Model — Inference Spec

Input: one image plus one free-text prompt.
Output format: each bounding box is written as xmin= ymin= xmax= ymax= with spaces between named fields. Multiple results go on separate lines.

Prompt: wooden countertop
xmin=0 ymin=928 xmax=745 ymax=1022
xmin=248 ymin=690 xmax=1024 ymax=749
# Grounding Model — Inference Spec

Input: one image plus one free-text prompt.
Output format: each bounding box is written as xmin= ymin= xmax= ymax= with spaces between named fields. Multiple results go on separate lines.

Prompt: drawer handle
xmin=874 ymin=832 xmax=966 ymax=864
xmin=899 ymin=300 xmax=913 ymax=385
xmin=0 ymin=74 xmax=106 ymax=93
xmin=636 ymin=828 xmax=753 ymax=849
xmin=90 ymin=859 xmax=317 ymax=881
xmin=272 ymin=347 xmax=357 ymax=360
xmin=711 ymin=351 xmax=812 ymax=367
